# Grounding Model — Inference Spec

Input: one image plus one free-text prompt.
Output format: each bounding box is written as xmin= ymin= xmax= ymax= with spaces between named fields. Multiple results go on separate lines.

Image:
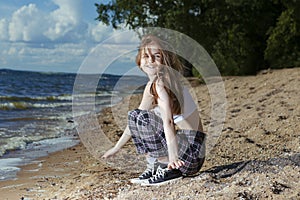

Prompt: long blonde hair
xmin=136 ymin=35 xmax=184 ymax=115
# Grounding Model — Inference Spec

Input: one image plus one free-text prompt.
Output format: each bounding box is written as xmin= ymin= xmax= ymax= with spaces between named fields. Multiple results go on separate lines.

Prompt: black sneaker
xmin=130 ymin=162 xmax=159 ymax=184
xmin=141 ymin=165 xmax=183 ymax=186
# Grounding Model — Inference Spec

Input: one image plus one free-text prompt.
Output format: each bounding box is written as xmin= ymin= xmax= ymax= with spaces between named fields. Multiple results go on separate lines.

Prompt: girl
xmin=102 ymin=35 xmax=206 ymax=186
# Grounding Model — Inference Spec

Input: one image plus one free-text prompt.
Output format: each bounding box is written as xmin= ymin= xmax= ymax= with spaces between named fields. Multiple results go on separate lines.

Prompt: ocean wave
xmin=0 ymin=99 xmax=117 ymax=111
xmin=0 ymin=95 xmax=73 ymax=102
xmin=0 ymin=92 xmax=119 ymax=110
xmin=0 ymin=92 xmax=117 ymax=102
xmin=0 ymin=102 xmax=71 ymax=110
xmin=0 ymin=135 xmax=54 ymax=157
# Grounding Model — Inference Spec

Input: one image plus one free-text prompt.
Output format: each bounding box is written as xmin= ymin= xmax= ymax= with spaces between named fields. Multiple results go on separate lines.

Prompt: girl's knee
xmin=128 ymin=109 xmax=142 ymax=122
xmin=136 ymin=110 xmax=151 ymax=126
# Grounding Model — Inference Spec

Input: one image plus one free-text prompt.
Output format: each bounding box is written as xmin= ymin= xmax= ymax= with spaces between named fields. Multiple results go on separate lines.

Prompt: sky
xmin=0 ymin=0 xmax=142 ymax=75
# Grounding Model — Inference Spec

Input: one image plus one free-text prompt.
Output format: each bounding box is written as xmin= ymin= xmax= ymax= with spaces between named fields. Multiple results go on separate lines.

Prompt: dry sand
xmin=0 ymin=67 xmax=299 ymax=200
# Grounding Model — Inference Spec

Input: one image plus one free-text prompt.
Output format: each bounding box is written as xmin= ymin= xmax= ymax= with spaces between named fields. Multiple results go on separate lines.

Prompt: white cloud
xmin=3 ymin=0 xmax=87 ymax=43
xmin=0 ymin=0 xmax=135 ymax=73
xmin=1 ymin=0 xmax=132 ymax=44
xmin=44 ymin=0 xmax=82 ymax=41
xmin=90 ymin=23 xmax=113 ymax=42
xmin=0 ymin=41 xmax=88 ymax=72
xmin=8 ymin=4 xmax=46 ymax=42
xmin=7 ymin=47 xmax=17 ymax=55
xmin=89 ymin=23 xmax=140 ymax=45
xmin=0 ymin=18 xmax=8 ymax=40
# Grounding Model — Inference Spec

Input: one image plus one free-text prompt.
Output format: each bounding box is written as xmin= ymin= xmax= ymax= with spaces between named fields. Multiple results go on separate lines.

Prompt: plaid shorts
xmin=128 ymin=109 xmax=206 ymax=175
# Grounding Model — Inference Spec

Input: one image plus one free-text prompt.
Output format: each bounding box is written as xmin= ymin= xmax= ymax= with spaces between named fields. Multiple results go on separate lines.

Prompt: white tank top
xmin=173 ymin=87 xmax=197 ymax=123
xmin=152 ymin=87 xmax=197 ymax=123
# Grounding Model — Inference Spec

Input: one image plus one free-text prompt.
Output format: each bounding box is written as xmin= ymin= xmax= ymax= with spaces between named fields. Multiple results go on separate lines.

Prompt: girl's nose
xmin=149 ymin=55 xmax=155 ymax=63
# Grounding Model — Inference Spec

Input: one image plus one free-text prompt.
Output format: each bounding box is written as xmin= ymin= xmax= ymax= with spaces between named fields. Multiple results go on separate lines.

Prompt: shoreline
xmin=0 ymin=67 xmax=299 ymax=199
xmin=0 ymin=142 xmax=90 ymax=199
xmin=0 ymin=134 xmax=79 ymax=181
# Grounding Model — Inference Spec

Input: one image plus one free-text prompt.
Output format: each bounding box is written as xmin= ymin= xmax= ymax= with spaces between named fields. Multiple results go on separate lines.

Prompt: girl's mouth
xmin=145 ymin=65 xmax=157 ymax=69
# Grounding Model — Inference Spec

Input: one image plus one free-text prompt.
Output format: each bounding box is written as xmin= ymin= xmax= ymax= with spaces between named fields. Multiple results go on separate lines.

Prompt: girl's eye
xmin=143 ymin=54 xmax=149 ymax=58
xmin=155 ymin=54 xmax=161 ymax=59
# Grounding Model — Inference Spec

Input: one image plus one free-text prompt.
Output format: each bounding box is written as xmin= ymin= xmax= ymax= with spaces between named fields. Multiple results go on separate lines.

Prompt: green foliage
xmin=212 ymin=25 xmax=259 ymax=75
xmin=265 ymin=6 xmax=300 ymax=68
xmin=95 ymin=0 xmax=300 ymax=76
xmin=205 ymin=0 xmax=282 ymax=75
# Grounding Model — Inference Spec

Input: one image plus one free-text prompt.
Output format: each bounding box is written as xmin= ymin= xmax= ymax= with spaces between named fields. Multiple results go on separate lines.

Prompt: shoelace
xmin=148 ymin=166 xmax=167 ymax=182
xmin=140 ymin=163 xmax=154 ymax=178
xmin=141 ymin=167 xmax=152 ymax=176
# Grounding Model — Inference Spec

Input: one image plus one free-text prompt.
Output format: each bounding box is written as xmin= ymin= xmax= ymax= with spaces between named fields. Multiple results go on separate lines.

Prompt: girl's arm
xmin=102 ymin=126 xmax=131 ymax=159
xmin=138 ymin=82 xmax=154 ymax=110
xmin=102 ymin=82 xmax=153 ymax=159
xmin=156 ymin=79 xmax=185 ymax=169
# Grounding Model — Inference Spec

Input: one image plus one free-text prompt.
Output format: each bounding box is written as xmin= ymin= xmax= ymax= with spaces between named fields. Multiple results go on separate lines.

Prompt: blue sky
xmin=0 ymin=0 xmax=141 ymax=75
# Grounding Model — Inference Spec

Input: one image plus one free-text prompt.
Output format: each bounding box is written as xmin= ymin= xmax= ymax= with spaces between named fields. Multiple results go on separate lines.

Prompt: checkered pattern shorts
xmin=128 ymin=109 xmax=206 ymax=175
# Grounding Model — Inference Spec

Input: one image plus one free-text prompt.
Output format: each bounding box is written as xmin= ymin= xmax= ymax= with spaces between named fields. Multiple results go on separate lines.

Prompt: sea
xmin=0 ymin=69 xmax=147 ymax=181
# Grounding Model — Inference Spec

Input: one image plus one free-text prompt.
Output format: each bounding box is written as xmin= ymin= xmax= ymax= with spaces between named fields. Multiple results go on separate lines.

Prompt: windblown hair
xmin=136 ymin=35 xmax=184 ymax=115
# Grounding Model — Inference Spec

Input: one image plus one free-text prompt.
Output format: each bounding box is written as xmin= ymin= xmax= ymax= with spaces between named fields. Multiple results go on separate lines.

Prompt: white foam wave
xmin=0 ymin=101 xmax=71 ymax=110
xmin=0 ymin=136 xmax=41 ymax=157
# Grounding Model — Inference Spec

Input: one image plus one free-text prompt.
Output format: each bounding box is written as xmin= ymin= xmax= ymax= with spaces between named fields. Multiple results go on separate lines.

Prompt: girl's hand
xmin=102 ymin=147 xmax=120 ymax=159
xmin=168 ymin=158 xmax=185 ymax=170
xmin=155 ymin=73 xmax=165 ymax=95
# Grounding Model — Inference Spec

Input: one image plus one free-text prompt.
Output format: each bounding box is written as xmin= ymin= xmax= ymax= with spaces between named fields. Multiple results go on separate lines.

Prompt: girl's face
xmin=140 ymin=43 xmax=163 ymax=77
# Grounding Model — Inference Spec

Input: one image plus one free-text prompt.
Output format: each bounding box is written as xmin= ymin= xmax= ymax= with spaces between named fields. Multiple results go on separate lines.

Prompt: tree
xmin=207 ymin=0 xmax=283 ymax=75
xmin=95 ymin=0 xmax=299 ymax=76
xmin=264 ymin=0 xmax=300 ymax=68
xmin=95 ymin=0 xmax=203 ymax=76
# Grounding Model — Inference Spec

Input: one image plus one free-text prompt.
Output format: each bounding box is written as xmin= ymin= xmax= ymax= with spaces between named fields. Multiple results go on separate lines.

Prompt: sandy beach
xmin=0 ymin=67 xmax=299 ymax=200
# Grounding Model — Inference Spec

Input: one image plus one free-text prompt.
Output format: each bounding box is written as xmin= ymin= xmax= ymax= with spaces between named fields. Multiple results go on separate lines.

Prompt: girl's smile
xmin=140 ymin=43 xmax=163 ymax=78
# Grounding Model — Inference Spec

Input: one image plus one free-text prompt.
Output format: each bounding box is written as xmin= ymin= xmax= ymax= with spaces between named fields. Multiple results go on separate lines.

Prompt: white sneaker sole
xmin=130 ymin=178 xmax=149 ymax=184
xmin=141 ymin=176 xmax=183 ymax=186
